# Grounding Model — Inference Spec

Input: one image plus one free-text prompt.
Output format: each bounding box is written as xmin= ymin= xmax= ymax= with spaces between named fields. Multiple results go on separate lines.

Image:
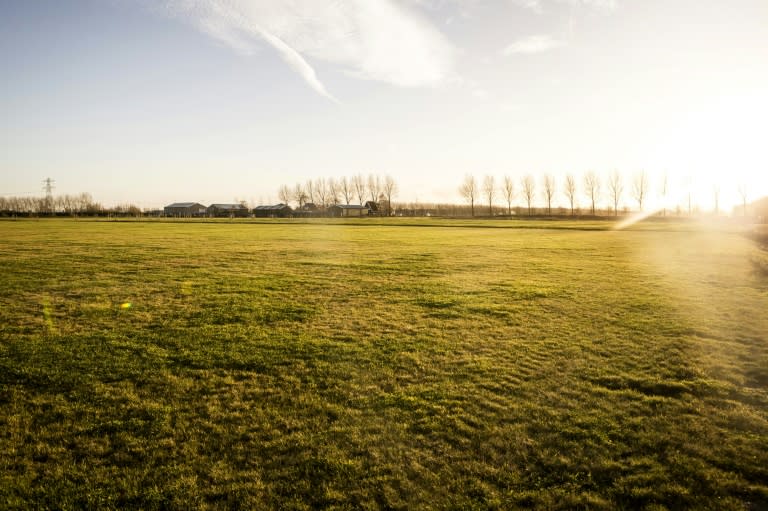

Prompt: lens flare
xmin=612 ymin=209 xmax=662 ymax=230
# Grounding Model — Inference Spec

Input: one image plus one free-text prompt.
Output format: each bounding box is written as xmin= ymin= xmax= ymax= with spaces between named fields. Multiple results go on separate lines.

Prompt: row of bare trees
xmin=0 ymin=193 xmax=105 ymax=215
xmin=459 ymin=171 xmax=679 ymax=217
xmin=276 ymin=174 xmax=398 ymax=215
xmin=0 ymin=193 xmax=154 ymax=217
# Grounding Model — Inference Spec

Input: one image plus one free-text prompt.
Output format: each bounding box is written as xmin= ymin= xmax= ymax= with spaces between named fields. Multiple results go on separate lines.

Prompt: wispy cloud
xmin=502 ymin=35 xmax=563 ymax=55
xmin=152 ymin=0 xmax=456 ymax=101
xmin=254 ymin=28 xmax=339 ymax=103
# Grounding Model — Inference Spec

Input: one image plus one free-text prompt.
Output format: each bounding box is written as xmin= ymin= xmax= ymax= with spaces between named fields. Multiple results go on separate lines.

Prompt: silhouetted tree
xmin=607 ymin=170 xmax=623 ymax=216
xmin=367 ymin=174 xmax=380 ymax=203
xmin=584 ymin=171 xmax=600 ymax=215
xmin=383 ymin=175 xmax=398 ymax=216
xmin=713 ymin=185 xmax=720 ymax=215
xmin=522 ymin=174 xmax=535 ymax=216
xmin=305 ymin=180 xmax=315 ymax=205
xmin=327 ymin=178 xmax=340 ymax=206
xmin=315 ymin=178 xmax=328 ymax=208
xmin=542 ymin=174 xmax=555 ymax=215
xmin=278 ymin=185 xmax=291 ymax=206
xmin=483 ymin=175 xmax=495 ymax=216
xmin=340 ymin=176 xmax=352 ymax=205
xmin=459 ymin=175 xmax=478 ymax=217
xmin=293 ymin=183 xmax=307 ymax=208
xmin=353 ymin=174 xmax=366 ymax=204
xmin=738 ymin=184 xmax=748 ymax=217
xmin=564 ymin=174 xmax=576 ymax=215
xmin=502 ymin=175 xmax=515 ymax=215
xmin=632 ymin=171 xmax=648 ymax=211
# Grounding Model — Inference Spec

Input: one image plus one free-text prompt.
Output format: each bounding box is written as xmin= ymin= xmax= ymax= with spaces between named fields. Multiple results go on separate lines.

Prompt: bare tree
xmin=353 ymin=174 xmax=366 ymax=204
xmin=607 ymin=170 xmax=623 ymax=216
xmin=542 ymin=174 xmax=555 ymax=215
xmin=278 ymin=185 xmax=292 ymax=206
xmin=737 ymin=184 xmax=748 ymax=217
xmin=502 ymin=175 xmax=515 ymax=215
xmin=522 ymin=174 xmax=535 ymax=216
xmin=584 ymin=171 xmax=600 ymax=215
xmin=564 ymin=174 xmax=576 ymax=216
xmin=483 ymin=175 xmax=495 ymax=216
xmin=459 ymin=175 xmax=478 ymax=217
xmin=315 ymin=178 xmax=328 ymax=208
xmin=713 ymin=185 xmax=720 ymax=215
xmin=660 ymin=172 xmax=668 ymax=217
xmin=632 ymin=171 xmax=648 ymax=211
xmin=339 ymin=176 xmax=352 ymax=205
xmin=293 ymin=183 xmax=307 ymax=208
xmin=383 ymin=175 xmax=398 ymax=216
xmin=56 ymin=195 xmax=72 ymax=215
xmin=367 ymin=174 xmax=381 ymax=203
xmin=305 ymin=180 xmax=315 ymax=205
xmin=327 ymin=178 xmax=340 ymax=206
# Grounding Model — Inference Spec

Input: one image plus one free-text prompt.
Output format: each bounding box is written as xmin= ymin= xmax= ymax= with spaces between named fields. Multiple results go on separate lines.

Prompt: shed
xmin=164 ymin=202 xmax=208 ymax=217
xmin=364 ymin=201 xmax=380 ymax=216
xmin=253 ymin=204 xmax=294 ymax=218
xmin=329 ymin=204 xmax=369 ymax=218
xmin=293 ymin=203 xmax=319 ymax=217
xmin=208 ymin=203 xmax=250 ymax=218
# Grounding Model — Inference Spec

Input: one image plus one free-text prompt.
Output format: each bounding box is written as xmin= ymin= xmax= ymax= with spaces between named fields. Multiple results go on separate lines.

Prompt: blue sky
xmin=1 ymin=0 xmax=766 ymax=210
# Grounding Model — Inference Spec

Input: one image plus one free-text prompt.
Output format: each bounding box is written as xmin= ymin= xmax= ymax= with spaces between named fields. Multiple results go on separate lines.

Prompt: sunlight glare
xmin=644 ymin=93 xmax=768 ymax=213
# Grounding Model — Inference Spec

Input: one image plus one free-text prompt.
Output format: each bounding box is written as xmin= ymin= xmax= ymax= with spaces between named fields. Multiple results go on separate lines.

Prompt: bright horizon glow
xmin=1 ymin=1 xmax=766 ymax=212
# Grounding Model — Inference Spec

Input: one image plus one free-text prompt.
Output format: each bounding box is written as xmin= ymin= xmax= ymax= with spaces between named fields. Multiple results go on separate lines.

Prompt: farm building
xmin=207 ymin=203 xmax=250 ymax=218
xmin=365 ymin=201 xmax=380 ymax=216
xmin=329 ymin=204 xmax=371 ymax=217
xmin=253 ymin=204 xmax=294 ymax=218
xmin=293 ymin=203 xmax=319 ymax=217
xmin=163 ymin=202 xmax=207 ymax=217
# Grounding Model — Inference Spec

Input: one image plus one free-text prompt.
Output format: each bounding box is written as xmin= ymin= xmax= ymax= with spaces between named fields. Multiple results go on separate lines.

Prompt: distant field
xmin=1 ymin=218 xmax=767 ymax=510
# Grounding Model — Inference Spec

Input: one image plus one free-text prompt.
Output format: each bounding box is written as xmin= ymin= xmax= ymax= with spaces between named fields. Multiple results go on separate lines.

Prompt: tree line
xmin=276 ymin=174 xmax=398 ymax=216
xmin=459 ymin=171 xmax=751 ymax=217
xmin=0 ymin=193 xmax=143 ymax=217
xmin=1 ymin=171 xmax=754 ymax=218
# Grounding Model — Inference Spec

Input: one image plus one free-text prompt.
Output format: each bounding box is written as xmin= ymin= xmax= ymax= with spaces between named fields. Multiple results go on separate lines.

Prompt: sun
xmin=644 ymin=93 xmax=768 ymax=213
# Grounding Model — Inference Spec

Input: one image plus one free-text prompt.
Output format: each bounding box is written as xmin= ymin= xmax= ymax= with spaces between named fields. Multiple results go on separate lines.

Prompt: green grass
xmin=1 ymin=218 xmax=767 ymax=510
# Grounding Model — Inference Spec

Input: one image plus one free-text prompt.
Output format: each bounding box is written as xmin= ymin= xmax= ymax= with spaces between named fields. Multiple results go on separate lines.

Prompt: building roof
xmin=209 ymin=203 xmax=248 ymax=210
xmin=165 ymin=202 xmax=205 ymax=208
xmin=254 ymin=204 xmax=293 ymax=211
xmin=332 ymin=204 xmax=367 ymax=210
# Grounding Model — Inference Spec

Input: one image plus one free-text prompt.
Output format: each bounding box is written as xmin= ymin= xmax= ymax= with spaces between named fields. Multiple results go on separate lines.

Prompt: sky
xmin=1 ymin=0 xmax=766 ymax=212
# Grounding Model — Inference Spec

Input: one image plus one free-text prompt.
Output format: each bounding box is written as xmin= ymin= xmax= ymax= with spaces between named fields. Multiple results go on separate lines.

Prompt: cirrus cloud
xmin=152 ymin=0 xmax=457 ymax=101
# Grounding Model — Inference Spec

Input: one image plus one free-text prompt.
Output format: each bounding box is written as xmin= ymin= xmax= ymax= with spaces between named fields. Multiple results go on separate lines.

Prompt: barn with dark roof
xmin=163 ymin=202 xmax=207 ymax=217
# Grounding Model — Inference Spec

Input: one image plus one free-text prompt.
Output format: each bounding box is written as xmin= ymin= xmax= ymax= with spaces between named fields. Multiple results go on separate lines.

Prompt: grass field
xmin=1 ymin=218 xmax=767 ymax=510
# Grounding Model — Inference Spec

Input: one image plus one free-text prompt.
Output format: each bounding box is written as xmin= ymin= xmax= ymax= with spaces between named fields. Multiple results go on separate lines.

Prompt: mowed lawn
xmin=1 ymin=218 xmax=767 ymax=510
